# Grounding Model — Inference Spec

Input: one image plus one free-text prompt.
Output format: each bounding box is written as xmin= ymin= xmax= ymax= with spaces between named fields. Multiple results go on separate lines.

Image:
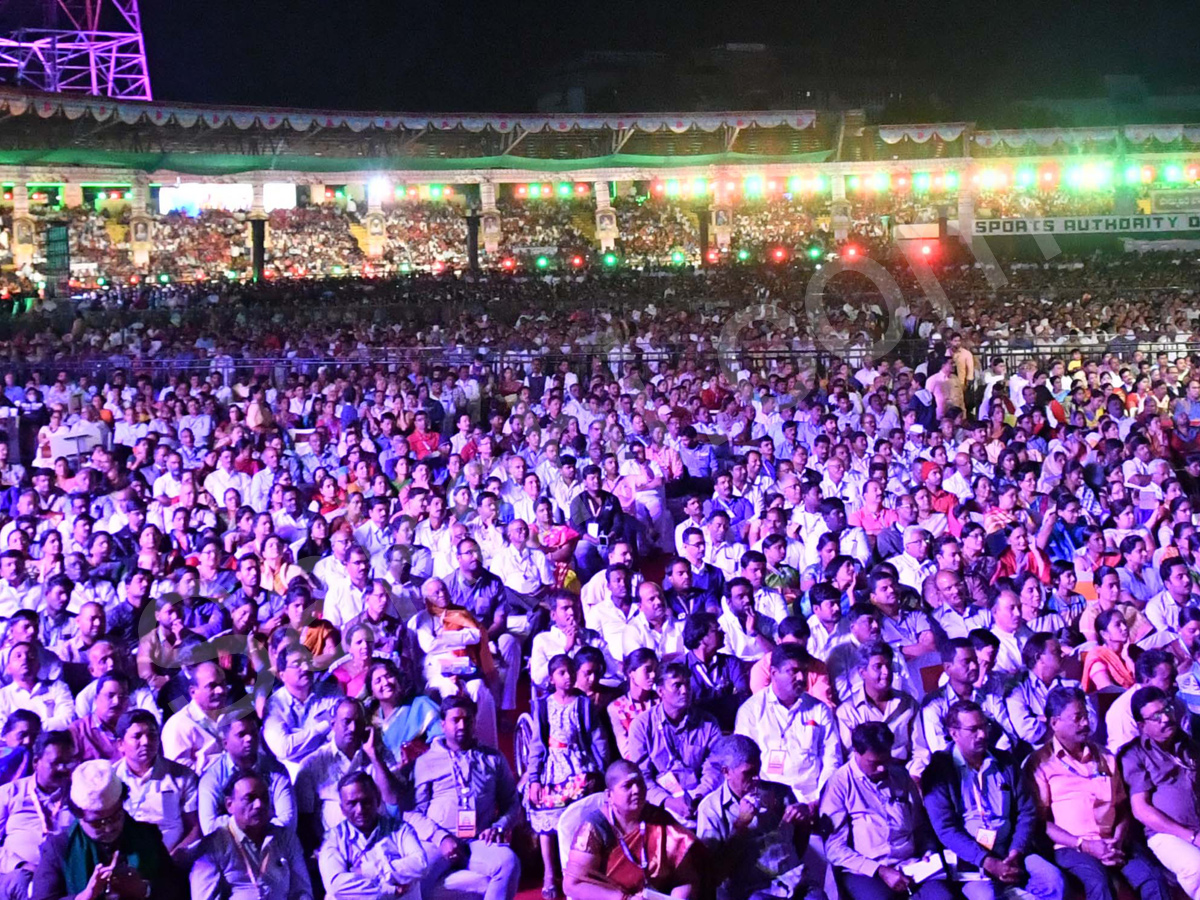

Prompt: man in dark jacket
xmin=32 ymin=759 xmax=182 ymax=900
xmin=921 ymin=700 xmax=1065 ymax=900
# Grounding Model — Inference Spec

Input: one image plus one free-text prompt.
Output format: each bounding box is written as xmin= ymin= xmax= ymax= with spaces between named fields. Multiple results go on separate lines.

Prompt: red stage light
xmin=516 ymin=185 xmax=527 ymax=197
xmin=432 ymin=261 xmax=445 ymax=273
xmin=501 ymin=258 xmax=515 ymax=270
xmin=575 ymin=184 xmax=589 ymax=194
xmin=921 ymin=244 xmax=933 ymax=256
xmin=706 ymin=249 xmax=719 ymax=263
xmin=772 ymin=248 xmax=787 ymax=261
xmin=653 ymin=182 xmax=665 ymax=194
xmin=844 ymin=246 xmax=859 ymax=259
xmin=571 ymin=255 xmax=584 ymax=267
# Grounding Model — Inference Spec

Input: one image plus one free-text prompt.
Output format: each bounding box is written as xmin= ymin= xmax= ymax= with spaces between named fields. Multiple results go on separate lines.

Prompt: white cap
xmin=70 ymin=760 xmax=123 ymax=814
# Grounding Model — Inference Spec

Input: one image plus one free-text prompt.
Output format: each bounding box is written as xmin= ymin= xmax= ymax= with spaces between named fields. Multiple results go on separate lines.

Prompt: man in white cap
xmin=191 ymin=771 xmax=312 ymax=900
xmin=32 ymin=758 xmax=181 ymax=900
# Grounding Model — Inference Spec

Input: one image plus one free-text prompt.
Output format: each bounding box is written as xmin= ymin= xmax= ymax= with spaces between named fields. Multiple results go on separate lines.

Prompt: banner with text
xmin=1152 ymin=191 xmax=1200 ymax=213
xmin=973 ymin=214 xmax=1200 ymax=235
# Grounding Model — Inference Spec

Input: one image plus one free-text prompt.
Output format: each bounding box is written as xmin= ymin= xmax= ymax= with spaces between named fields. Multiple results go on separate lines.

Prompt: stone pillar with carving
xmin=479 ymin=182 xmax=500 ymax=254
xmin=11 ymin=185 xmax=33 ymax=269
xmin=363 ymin=180 xmax=385 ymax=258
xmin=594 ymin=182 xmax=617 ymax=251
xmin=128 ymin=175 xmax=152 ymax=269
xmin=62 ymin=183 xmax=84 ymax=209
xmin=710 ymin=201 xmax=732 ymax=249
xmin=830 ymin=173 xmax=851 ymax=242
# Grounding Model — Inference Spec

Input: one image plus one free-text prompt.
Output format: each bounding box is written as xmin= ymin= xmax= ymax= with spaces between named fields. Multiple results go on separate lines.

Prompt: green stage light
xmin=536 ymin=256 xmax=550 ymax=269
xmin=813 ymin=175 xmax=827 ymax=192
xmin=691 ymin=179 xmax=707 ymax=195
xmin=603 ymin=253 xmax=618 ymax=267
xmin=737 ymin=249 xmax=750 ymax=261
xmin=671 ymin=251 xmax=685 ymax=264
xmin=913 ymin=172 xmax=931 ymax=192
xmin=871 ymin=172 xmax=889 ymax=192
xmin=943 ymin=172 xmax=959 ymax=190
xmin=847 ymin=175 xmax=861 ymax=190
xmin=788 ymin=176 xmax=804 ymax=193
xmin=96 ymin=277 xmax=106 ymax=286
xmin=1166 ymin=165 xmax=1184 ymax=183
xmin=158 ymin=274 xmax=170 ymax=284
xmin=399 ymin=263 xmax=411 ymax=273
xmin=1125 ymin=165 xmax=1141 ymax=184
xmin=807 ymin=246 xmax=822 ymax=259
xmin=665 ymin=180 xmax=680 ymax=197
xmin=557 ymin=183 xmax=571 ymax=197
xmin=1016 ymin=168 xmax=1035 ymax=188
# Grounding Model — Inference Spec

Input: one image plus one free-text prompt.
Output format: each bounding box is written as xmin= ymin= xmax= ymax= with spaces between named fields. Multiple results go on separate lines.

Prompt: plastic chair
xmin=557 ymin=791 xmax=607 ymax=873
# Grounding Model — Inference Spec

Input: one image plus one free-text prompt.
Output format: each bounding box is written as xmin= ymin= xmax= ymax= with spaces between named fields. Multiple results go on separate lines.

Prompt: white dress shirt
xmin=733 ymin=688 xmax=840 ymax=803
xmin=621 ymin=612 xmax=686 ymax=662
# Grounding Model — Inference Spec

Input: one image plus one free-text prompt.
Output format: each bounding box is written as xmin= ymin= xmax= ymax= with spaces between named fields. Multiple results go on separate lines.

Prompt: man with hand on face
xmin=318 ymin=771 xmax=428 ymax=900
xmin=295 ymin=699 xmax=401 ymax=853
xmin=698 ymin=734 xmax=827 ymax=900
xmin=190 ymin=772 xmax=312 ymax=900
xmin=923 ymin=700 xmax=1065 ymax=900
xmin=411 ymin=696 xmax=521 ymax=900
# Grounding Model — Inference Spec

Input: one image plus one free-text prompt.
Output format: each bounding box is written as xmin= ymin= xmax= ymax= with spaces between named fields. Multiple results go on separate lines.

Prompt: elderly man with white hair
xmin=32 ymin=759 xmax=182 ymax=900
xmin=886 ymin=527 xmax=936 ymax=592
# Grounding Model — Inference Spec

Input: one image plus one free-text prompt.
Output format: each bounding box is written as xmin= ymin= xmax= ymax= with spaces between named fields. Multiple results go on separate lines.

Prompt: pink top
xmin=1030 ymin=739 xmax=1123 ymax=844
xmin=848 ymin=506 xmax=897 ymax=537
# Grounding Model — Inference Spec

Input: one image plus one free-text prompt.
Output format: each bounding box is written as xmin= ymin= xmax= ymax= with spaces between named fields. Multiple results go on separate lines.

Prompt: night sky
xmin=135 ymin=0 xmax=1200 ymax=113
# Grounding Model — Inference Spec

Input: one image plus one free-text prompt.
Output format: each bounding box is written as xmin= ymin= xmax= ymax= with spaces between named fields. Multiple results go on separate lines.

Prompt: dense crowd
xmin=495 ymin=201 xmax=591 ymax=258
xmin=381 ymin=204 xmax=468 ymax=269
xmin=614 ymin=200 xmax=701 ymax=263
xmin=0 ymin=250 xmax=1199 ymax=900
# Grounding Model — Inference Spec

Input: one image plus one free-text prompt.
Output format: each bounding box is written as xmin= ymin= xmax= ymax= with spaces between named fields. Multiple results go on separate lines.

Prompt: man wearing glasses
xmin=1121 ymin=686 xmax=1200 ymax=899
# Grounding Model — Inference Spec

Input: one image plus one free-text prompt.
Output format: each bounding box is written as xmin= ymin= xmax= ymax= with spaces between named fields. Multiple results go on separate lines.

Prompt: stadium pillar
xmin=251 ymin=219 xmax=266 ymax=282
xmin=61 ymin=183 xmax=83 ymax=209
xmin=129 ymin=175 xmax=152 ymax=269
xmin=479 ymin=182 xmax=500 ymax=254
xmin=11 ymin=185 xmax=33 ymax=270
xmin=594 ymin=182 xmax=616 ymax=251
xmin=956 ymin=190 xmax=976 ymax=246
xmin=466 ymin=214 xmax=481 ymax=272
xmin=830 ymin=174 xmax=850 ymax=242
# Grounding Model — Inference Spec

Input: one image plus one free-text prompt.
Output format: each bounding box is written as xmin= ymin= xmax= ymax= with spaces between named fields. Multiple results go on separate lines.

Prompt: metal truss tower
xmin=0 ymin=0 xmax=151 ymax=100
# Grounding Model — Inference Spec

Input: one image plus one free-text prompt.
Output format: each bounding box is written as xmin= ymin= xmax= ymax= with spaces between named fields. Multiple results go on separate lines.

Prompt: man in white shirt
xmin=353 ymin=499 xmax=393 ymax=558
xmin=263 ymin=644 xmax=342 ymax=780
xmin=529 ymin=591 xmax=619 ymax=689
xmin=151 ymin=452 xmax=186 ymax=502
xmin=160 ymin=661 xmax=231 ymax=777
xmin=621 ymin=582 xmax=686 ymax=663
xmin=0 ymin=642 xmax=74 ymax=730
xmin=718 ymin=578 xmax=776 ymax=662
xmin=491 ymin=520 xmax=554 ymax=608
xmin=202 ymin=447 xmax=251 ymax=507
xmin=734 ymin=643 xmax=840 ymax=806
xmin=886 ymin=527 xmax=937 ymax=593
